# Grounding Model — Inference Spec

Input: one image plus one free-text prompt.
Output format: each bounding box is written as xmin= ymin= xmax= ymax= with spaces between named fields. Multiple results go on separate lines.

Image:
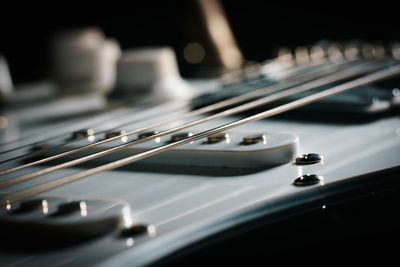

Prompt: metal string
xmin=2 ymin=63 xmax=399 ymax=205
xmin=0 ymin=58 xmax=359 ymax=175
xmin=0 ymin=60 xmax=381 ymax=188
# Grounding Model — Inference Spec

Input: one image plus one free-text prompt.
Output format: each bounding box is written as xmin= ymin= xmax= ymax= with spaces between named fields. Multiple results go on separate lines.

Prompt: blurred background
xmin=1 ymin=0 xmax=398 ymax=84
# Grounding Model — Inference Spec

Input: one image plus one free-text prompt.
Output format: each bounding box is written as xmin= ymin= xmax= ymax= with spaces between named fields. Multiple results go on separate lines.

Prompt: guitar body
xmin=1 ymin=67 xmax=400 ymax=266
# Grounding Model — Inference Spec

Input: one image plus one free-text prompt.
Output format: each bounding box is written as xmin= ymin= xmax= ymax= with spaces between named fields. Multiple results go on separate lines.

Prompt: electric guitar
xmin=1 ymin=41 xmax=400 ymax=266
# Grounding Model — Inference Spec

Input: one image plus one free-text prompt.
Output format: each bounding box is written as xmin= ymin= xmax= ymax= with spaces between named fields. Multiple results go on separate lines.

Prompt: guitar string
xmin=0 ymin=58 xmax=344 ymax=170
xmin=0 ymin=59 xmax=326 ymax=165
xmin=0 ymin=95 xmax=166 ymax=154
xmin=0 ymin=56 xmax=370 ymax=172
xmin=2 ymin=63 xmax=399 ymax=205
xmin=0 ymin=57 xmax=361 ymax=175
xmin=0 ymin=99 xmax=186 ymax=164
xmin=0 ymin=55 xmax=367 ymax=164
xmin=0 ymin=56 xmax=302 ymax=153
xmin=0 ymin=60 xmax=382 ymax=188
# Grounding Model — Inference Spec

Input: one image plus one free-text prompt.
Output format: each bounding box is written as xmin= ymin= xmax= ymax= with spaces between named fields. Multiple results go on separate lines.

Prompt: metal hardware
xmin=138 ymin=131 xmax=157 ymax=139
xmin=71 ymin=129 xmax=95 ymax=140
xmin=138 ymin=131 xmax=161 ymax=143
xmin=17 ymin=199 xmax=48 ymax=213
xmin=55 ymin=201 xmax=87 ymax=216
xmin=105 ymin=130 xmax=126 ymax=139
xmin=170 ymin=132 xmax=193 ymax=142
xmin=295 ymin=153 xmax=323 ymax=165
xmin=204 ymin=133 xmax=229 ymax=144
xmin=241 ymin=134 xmax=266 ymax=145
xmin=120 ymin=224 xmax=156 ymax=237
xmin=293 ymin=174 xmax=323 ymax=186
xmin=105 ymin=130 xmax=128 ymax=142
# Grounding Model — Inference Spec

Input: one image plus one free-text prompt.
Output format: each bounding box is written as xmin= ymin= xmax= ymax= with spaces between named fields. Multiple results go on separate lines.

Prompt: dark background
xmin=0 ymin=1 xmax=398 ymax=83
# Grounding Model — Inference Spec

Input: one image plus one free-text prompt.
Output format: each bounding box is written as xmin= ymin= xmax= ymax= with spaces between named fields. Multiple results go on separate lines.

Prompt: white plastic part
xmin=51 ymin=27 xmax=121 ymax=94
xmin=0 ymin=194 xmax=132 ymax=241
xmin=44 ymin=131 xmax=299 ymax=169
xmin=116 ymin=47 xmax=193 ymax=100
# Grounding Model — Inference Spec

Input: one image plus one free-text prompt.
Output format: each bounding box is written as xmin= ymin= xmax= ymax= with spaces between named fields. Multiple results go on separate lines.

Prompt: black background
xmin=0 ymin=1 xmax=398 ymax=83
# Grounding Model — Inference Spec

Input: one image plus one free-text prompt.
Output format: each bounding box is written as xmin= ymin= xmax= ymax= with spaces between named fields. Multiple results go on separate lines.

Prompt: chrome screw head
xmin=293 ymin=174 xmax=323 ymax=186
xmin=295 ymin=153 xmax=323 ymax=165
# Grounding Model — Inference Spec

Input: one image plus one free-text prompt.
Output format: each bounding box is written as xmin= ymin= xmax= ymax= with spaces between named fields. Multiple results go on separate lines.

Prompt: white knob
xmin=116 ymin=47 xmax=192 ymax=100
xmin=51 ymin=27 xmax=121 ymax=94
xmin=0 ymin=55 xmax=13 ymax=103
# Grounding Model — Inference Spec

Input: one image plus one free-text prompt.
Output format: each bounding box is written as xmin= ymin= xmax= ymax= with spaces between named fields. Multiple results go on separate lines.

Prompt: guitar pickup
xmin=0 ymin=195 xmax=134 ymax=248
xmin=40 ymin=131 xmax=299 ymax=169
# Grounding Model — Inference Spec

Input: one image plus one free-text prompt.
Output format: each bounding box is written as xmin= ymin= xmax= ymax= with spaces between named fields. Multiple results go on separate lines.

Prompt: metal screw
xmin=241 ymin=134 xmax=266 ymax=145
xmin=293 ymin=174 xmax=323 ymax=186
xmin=295 ymin=153 xmax=323 ymax=165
